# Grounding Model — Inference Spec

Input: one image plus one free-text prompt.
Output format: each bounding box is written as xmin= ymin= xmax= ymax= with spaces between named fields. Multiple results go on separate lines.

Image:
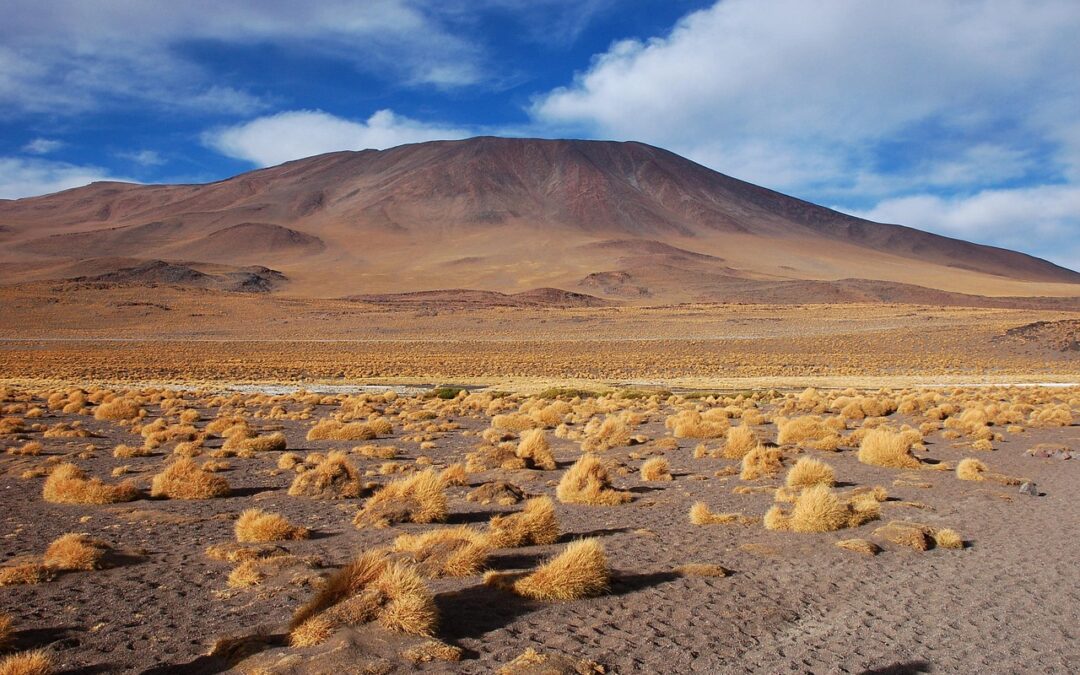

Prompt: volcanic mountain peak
xmin=0 ymin=136 xmax=1077 ymax=303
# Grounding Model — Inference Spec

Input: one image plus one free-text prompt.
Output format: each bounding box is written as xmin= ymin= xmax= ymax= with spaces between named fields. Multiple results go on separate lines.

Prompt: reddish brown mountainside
xmin=0 ymin=137 xmax=1076 ymax=302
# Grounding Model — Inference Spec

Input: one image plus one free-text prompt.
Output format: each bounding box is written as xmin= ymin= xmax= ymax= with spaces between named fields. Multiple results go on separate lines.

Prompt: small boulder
xmin=1019 ymin=481 xmax=1039 ymax=497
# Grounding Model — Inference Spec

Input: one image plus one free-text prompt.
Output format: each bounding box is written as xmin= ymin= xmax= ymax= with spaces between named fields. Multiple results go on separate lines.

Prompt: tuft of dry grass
xmin=740 ymin=445 xmax=783 ymax=480
xmin=0 ymin=650 xmax=53 ymax=675
xmin=42 ymin=463 xmax=139 ymax=504
xmin=689 ymin=502 xmax=741 ymax=525
xmin=674 ymin=563 xmax=731 ymax=577
xmin=392 ymin=525 xmax=491 ymax=577
xmin=150 ymin=458 xmax=230 ymax=499
xmin=785 ymin=456 xmax=835 ymax=489
xmin=289 ymin=551 xmax=436 ymax=647
xmin=666 ymin=410 xmax=728 ymax=439
xmin=516 ymin=429 xmax=556 ymax=470
xmin=94 ymin=398 xmax=141 ymax=421
xmin=235 ymin=509 xmax=309 ymax=542
xmin=496 ymin=648 xmax=604 ymax=675
xmin=872 ymin=521 xmax=934 ymax=551
xmin=835 ymin=538 xmax=881 ymax=555
xmin=934 ymin=528 xmax=964 ymax=549
xmin=765 ymin=485 xmax=880 ymax=533
xmin=486 ymin=496 xmax=560 ymax=548
xmin=43 ymin=533 xmax=110 ymax=570
xmin=0 ymin=613 xmax=11 ymax=649
xmin=484 ymin=538 xmax=609 ymax=600
xmin=721 ymin=424 xmax=758 ymax=459
xmin=113 ymin=444 xmax=152 ymax=459
xmin=956 ymin=457 xmax=988 ymax=481
xmin=306 ymin=419 xmax=389 ymax=442
xmin=0 ymin=563 xmax=53 ymax=587
xmin=555 ymin=454 xmax=632 ymax=505
xmin=858 ymin=429 xmax=922 ymax=469
xmin=354 ymin=469 xmax=447 ymax=529
xmin=288 ymin=451 xmax=363 ymax=499
xmin=639 ymin=457 xmax=672 ymax=482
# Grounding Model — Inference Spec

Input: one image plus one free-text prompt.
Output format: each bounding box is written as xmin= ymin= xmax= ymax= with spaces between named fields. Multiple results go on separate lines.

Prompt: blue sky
xmin=2 ymin=0 xmax=1079 ymax=270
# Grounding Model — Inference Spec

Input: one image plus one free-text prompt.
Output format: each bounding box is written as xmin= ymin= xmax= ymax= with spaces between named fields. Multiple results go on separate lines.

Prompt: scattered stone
xmin=1027 ymin=444 xmax=1072 ymax=460
xmin=1019 ymin=481 xmax=1039 ymax=497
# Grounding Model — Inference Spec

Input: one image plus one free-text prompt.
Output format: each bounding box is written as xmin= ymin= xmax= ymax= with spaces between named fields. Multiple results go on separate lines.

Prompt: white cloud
xmin=0 ymin=158 xmax=130 ymax=200
xmin=531 ymin=0 xmax=1080 ymax=267
xmin=21 ymin=138 xmax=64 ymax=154
xmin=204 ymin=109 xmax=473 ymax=166
xmin=117 ymin=150 xmax=166 ymax=167
xmin=846 ymin=185 xmax=1080 ymax=271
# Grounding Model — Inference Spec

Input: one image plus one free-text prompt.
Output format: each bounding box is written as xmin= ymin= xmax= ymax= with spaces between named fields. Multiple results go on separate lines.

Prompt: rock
xmin=1019 ymin=482 xmax=1039 ymax=497
xmin=1027 ymin=443 xmax=1072 ymax=459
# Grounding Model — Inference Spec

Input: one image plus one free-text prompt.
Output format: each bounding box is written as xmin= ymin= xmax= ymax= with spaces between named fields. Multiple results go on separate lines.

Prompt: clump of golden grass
xmin=872 ymin=521 xmax=935 ymax=551
xmin=354 ymin=469 xmax=447 ymax=528
xmin=934 ymin=528 xmax=964 ymax=549
xmin=835 ymin=538 xmax=881 ymax=555
xmin=235 ymin=432 xmax=287 ymax=453
xmin=0 ymin=563 xmax=53 ymax=587
xmin=580 ymin=414 xmax=633 ymax=452
xmin=484 ymin=538 xmax=609 ymax=600
xmin=288 ymin=451 xmax=363 ymax=499
xmin=0 ymin=650 xmax=53 ymax=675
xmin=486 ymin=496 xmax=560 ymax=548
xmin=764 ymin=485 xmax=880 ymax=533
xmin=277 ymin=452 xmax=301 ymax=470
xmin=857 ymin=429 xmax=921 ymax=469
xmin=640 ymin=457 xmax=672 ymax=482
xmin=289 ymin=551 xmax=436 ymax=647
xmin=150 ymin=459 xmax=230 ymax=499
xmin=235 ymin=509 xmax=309 ymax=542
xmin=496 ymin=648 xmax=604 ymax=675
xmin=392 ymin=526 xmax=491 ymax=577
xmin=43 ymin=533 xmax=110 ymax=570
xmin=306 ymin=418 xmax=390 ymax=441
xmin=775 ymin=415 xmax=844 ymax=450
xmin=955 ymin=457 xmax=1021 ymax=485
xmin=205 ymin=542 xmax=288 ymax=563
xmin=0 ymin=614 xmax=11 ymax=649
xmin=665 ymin=410 xmax=728 ymax=439
xmin=689 ymin=502 xmax=741 ymax=525
xmin=721 ymin=424 xmax=758 ymax=459
xmin=402 ymin=640 xmax=464 ymax=664
xmin=113 ymin=444 xmax=151 ymax=458
xmin=42 ymin=463 xmax=139 ymax=504
xmin=466 ymin=443 xmax=526 ymax=472
xmin=94 ymin=398 xmax=142 ymax=421
xmin=6 ymin=442 xmax=41 ymax=456
xmin=784 ymin=456 xmax=835 ymax=489
xmin=674 ymin=563 xmax=731 ymax=577
xmin=516 ymin=429 xmax=556 ymax=470
xmin=438 ymin=463 xmax=467 ymax=486
xmin=739 ymin=446 xmax=783 ymax=480
xmin=555 ymin=454 xmax=631 ymax=505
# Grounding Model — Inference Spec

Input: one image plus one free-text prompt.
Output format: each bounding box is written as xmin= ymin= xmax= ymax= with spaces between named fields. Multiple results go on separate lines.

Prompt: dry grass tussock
xmin=354 ymin=469 xmax=447 ymax=528
xmin=94 ymin=397 xmax=142 ymax=421
xmin=0 ymin=563 xmax=53 ymax=587
xmin=764 ymin=485 xmax=880 ymax=533
xmin=484 ymin=538 xmax=609 ymax=600
xmin=42 ymin=463 xmax=139 ymax=504
xmin=835 ymin=538 xmax=881 ymax=555
xmin=580 ymin=414 xmax=634 ymax=452
xmin=516 ymin=428 xmax=556 ymax=470
xmin=392 ymin=525 xmax=491 ymax=577
xmin=0 ymin=613 xmax=10 ymax=648
xmin=235 ymin=509 xmax=309 ymax=542
xmin=858 ymin=429 xmax=922 ymax=469
xmin=640 ymin=456 xmax=672 ymax=481
xmin=785 ymin=456 xmax=835 ymax=489
xmin=306 ymin=418 xmax=390 ymax=441
xmin=955 ymin=457 xmax=1021 ymax=485
xmin=689 ymin=502 xmax=742 ymax=525
xmin=722 ymin=424 xmax=758 ymax=459
xmin=740 ymin=445 xmax=783 ymax=480
xmin=43 ymin=533 xmax=111 ymax=570
xmin=555 ymin=454 xmax=631 ymax=505
xmin=150 ymin=459 xmax=230 ymax=499
xmin=873 ymin=521 xmax=963 ymax=551
xmin=289 ymin=551 xmax=436 ymax=647
xmin=665 ymin=409 xmax=729 ymax=439
xmin=486 ymin=496 xmax=560 ymax=548
xmin=288 ymin=451 xmax=363 ymax=499
xmin=775 ymin=415 xmax=844 ymax=450
xmin=0 ymin=650 xmax=54 ymax=675
xmin=496 ymin=647 xmax=604 ymax=675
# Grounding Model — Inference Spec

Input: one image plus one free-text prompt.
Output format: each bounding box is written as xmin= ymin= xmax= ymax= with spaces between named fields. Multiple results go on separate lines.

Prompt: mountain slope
xmin=0 ymin=137 xmax=1076 ymax=302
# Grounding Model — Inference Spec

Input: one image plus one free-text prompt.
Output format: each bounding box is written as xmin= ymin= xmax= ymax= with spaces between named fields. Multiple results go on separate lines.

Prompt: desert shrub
xmin=7 ymin=442 xmax=41 ymax=456
xmin=354 ymin=469 xmax=447 ymax=528
xmin=289 ymin=551 xmax=436 ymax=647
xmin=665 ymin=410 xmax=728 ymax=439
xmin=740 ymin=446 xmax=783 ymax=480
xmin=496 ymin=648 xmax=603 ymax=675
xmin=94 ymin=398 xmax=142 ymax=421
xmin=764 ymin=485 xmax=880 ymax=533
xmin=113 ymin=444 xmax=152 ymax=458
xmin=0 ymin=613 xmax=10 ymax=648
xmin=0 ymin=563 xmax=53 ymax=587
xmin=392 ymin=526 xmax=490 ymax=577
xmin=955 ymin=457 xmax=987 ymax=481
xmin=785 ymin=457 xmax=835 ymax=489
xmin=0 ymin=650 xmax=53 ymax=675
xmin=555 ymin=454 xmax=631 ymax=505
xmin=306 ymin=419 xmax=388 ymax=441
xmin=235 ymin=432 xmax=287 ymax=453
xmin=150 ymin=459 xmax=230 ymax=499
xmin=640 ymin=457 xmax=672 ymax=481
xmin=689 ymin=502 xmax=740 ymax=525
xmin=491 ymin=414 xmax=536 ymax=432
xmin=484 ymin=538 xmax=609 ymax=600
xmin=288 ymin=451 xmax=363 ymax=498
xmin=674 ymin=563 xmax=731 ymax=577
xmin=235 ymin=509 xmax=309 ymax=542
xmin=516 ymin=429 xmax=556 ymax=470
xmin=580 ymin=415 xmax=633 ymax=451
xmin=43 ymin=533 xmax=111 ymax=570
xmin=721 ymin=424 xmax=758 ymax=459
xmin=858 ymin=429 xmax=921 ymax=469
xmin=776 ymin=415 xmax=844 ymax=450
xmin=42 ymin=463 xmax=139 ymax=504
xmin=486 ymin=496 xmax=560 ymax=548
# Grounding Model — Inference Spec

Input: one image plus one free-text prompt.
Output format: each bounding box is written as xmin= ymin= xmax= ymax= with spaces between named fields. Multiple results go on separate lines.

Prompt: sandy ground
xmin=1 ymin=394 xmax=1078 ymax=674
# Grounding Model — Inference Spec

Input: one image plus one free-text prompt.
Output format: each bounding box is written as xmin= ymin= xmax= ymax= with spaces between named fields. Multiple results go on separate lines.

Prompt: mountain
xmin=1 ymin=136 xmax=1077 ymax=303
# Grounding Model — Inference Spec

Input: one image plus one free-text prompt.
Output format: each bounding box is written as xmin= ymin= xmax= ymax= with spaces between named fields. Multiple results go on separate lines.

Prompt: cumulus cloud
xmin=0 ymin=158 xmax=129 ymax=199
xmin=531 ymin=0 xmax=1080 ymax=266
xmin=205 ymin=109 xmax=473 ymax=166
xmin=117 ymin=150 xmax=166 ymax=167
